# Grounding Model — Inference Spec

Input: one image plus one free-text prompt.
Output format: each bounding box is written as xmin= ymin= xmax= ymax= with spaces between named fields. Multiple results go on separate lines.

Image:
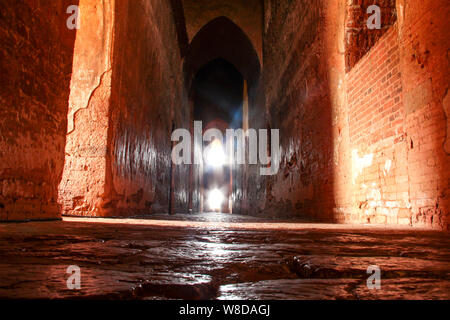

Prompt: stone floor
xmin=0 ymin=213 xmax=449 ymax=300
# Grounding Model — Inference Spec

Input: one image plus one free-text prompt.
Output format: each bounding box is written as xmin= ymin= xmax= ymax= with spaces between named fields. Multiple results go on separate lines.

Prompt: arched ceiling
xmin=182 ymin=0 xmax=263 ymax=64
xmin=184 ymin=16 xmax=261 ymax=90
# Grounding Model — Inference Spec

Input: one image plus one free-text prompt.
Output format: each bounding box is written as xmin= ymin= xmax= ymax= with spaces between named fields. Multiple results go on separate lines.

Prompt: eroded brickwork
xmin=262 ymin=0 xmax=448 ymax=229
xmin=261 ymin=0 xmax=345 ymax=220
xmin=345 ymin=0 xmax=397 ymax=71
xmin=106 ymin=0 xmax=189 ymax=216
xmin=344 ymin=25 xmax=409 ymax=225
xmin=59 ymin=0 xmax=189 ymax=217
xmin=0 ymin=0 xmax=447 ymax=229
xmin=397 ymin=0 xmax=449 ymax=229
xmin=338 ymin=0 xmax=449 ymax=229
xmin=0 ymin=0 xmax=76 ymax=220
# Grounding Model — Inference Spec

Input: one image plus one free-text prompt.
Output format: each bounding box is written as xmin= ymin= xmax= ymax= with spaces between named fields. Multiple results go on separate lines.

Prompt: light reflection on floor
xmin=0 ymin=215 xmax=448 ymax=299
xmin=62 ymin=213 xmax=430 ymax=231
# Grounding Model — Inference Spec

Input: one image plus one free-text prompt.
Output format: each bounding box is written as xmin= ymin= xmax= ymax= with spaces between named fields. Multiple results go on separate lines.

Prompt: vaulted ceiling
xmin=181 ymin=0 xmax=263 ymax=64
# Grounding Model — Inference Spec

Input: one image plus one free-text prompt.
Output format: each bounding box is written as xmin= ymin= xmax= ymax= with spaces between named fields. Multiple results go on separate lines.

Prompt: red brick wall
xmin=347 ymin=25 xmax=403 ymax=147
xmin=263 ymin=0 xmax=448 ymax=229
xmin=345 ymin=24 xmax=410 ymax=225
xmin=0 ymin=0 xmax=77 ymax=221
xmin=342 ymin=0 xmax=450 ymax=230
xmin=397 ymin=0 xmax=449 ymax=229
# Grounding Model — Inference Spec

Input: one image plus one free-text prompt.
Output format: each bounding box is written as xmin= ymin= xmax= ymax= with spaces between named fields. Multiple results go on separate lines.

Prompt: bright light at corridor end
xmin=208 ymin=189 xmax=224 ymax=211
xmin=205 ymin=138 xmax=226 ymax=167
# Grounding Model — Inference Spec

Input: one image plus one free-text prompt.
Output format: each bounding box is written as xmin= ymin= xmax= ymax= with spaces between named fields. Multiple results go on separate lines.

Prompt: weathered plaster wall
xmin=105 ymin=0 xmax=189 ymax=216
xmin=260 ymin=0 xmax=346 ymax=220
xmin=0 ymin=0 xmax=77 ymax=221
xmin=396 ymin=0 xmax=449 ymax=229
xmin=58 ymin=0 xmax=114 ymax=216
xmin=60 ymin=0 xmax=189 ymax=217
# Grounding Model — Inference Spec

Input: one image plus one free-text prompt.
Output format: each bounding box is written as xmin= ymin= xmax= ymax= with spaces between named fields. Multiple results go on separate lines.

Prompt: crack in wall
xmin=443 ymin=87 xmax=450 ymax=155
xmin=67 ymin=68 xmax=112 ymax=136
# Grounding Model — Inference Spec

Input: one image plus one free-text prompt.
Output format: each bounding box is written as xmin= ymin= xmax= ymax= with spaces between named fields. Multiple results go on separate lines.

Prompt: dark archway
xmin=184 ymin=16 xmax=261 ymax=90
xmin=192 ymin=59 xmax=244 ymax=213
xmin=184 ymin=16 xmax=263 ymax=215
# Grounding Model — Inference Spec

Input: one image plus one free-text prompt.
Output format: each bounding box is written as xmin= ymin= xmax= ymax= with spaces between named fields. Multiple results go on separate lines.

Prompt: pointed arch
xmin=184 ymin=16 xmax=261 ymax=90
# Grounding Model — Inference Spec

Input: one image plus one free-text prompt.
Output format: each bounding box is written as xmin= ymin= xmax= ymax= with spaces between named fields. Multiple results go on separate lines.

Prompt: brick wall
xmin=342 ymin=0 xmax=450 ymax=230
xmin=345 ymin=24 xmax=410 ymax=225
xmin=263 ymin=0 xmax=448 ymax=229
xmin=396 ymin=0 xmax=449 ymax=229
xmin=347 ymin=25 xmax=403 ymax=147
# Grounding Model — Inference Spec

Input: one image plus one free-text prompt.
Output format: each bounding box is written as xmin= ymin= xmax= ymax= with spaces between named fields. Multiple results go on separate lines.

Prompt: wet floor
xmin=0 ymin=213 xmax=449 ymax=299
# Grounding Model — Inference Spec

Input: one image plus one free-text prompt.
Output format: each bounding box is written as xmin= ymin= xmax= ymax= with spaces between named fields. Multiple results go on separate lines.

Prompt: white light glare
xmin=205 ymin=139 xmax=226 ymax=167
xmin=208 ymin=189 xmax=224 ymax=211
